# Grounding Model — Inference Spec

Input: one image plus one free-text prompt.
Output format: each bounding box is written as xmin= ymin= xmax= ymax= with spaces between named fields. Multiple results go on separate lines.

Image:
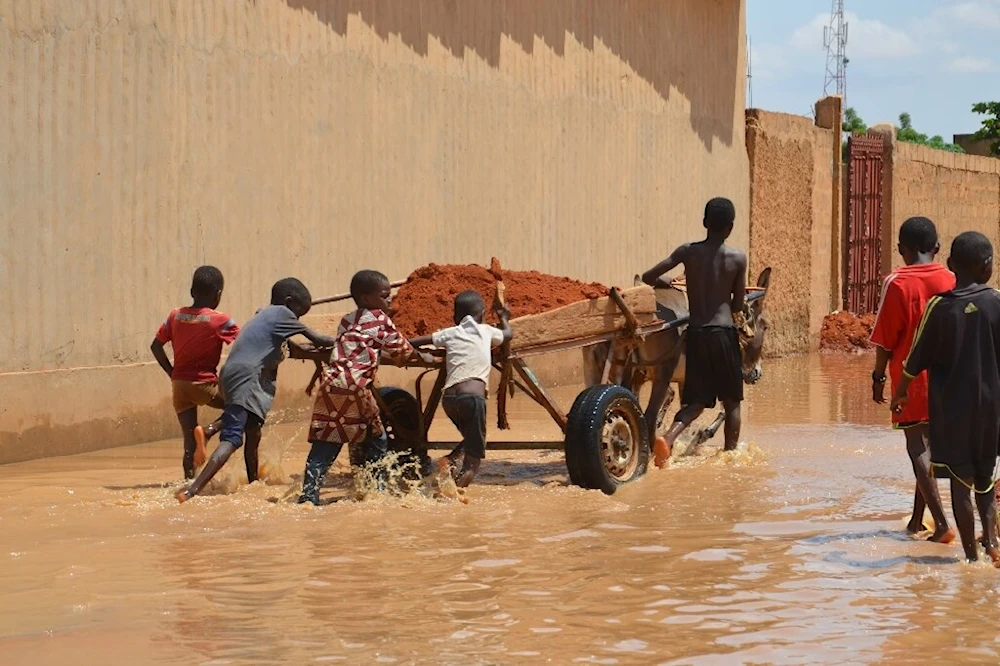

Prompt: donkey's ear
xmin=634 ymin=274 xmax=644 ymax=287
xmin=756 ymin=267 xmax=772 ymax=291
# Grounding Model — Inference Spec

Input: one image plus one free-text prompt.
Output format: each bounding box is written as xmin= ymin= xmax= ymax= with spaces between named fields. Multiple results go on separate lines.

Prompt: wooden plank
xmin=509 ymin=285 xmax=656 ymax=351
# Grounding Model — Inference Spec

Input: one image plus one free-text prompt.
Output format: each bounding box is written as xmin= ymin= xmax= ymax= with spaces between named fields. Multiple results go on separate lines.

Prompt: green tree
xmin=972 ymin=101 xmax=1000 ymax=156
xmin=843 ymin=107 xmax=867 ymax=135
xmin=896 ymin=112 xmax=964 ymax=153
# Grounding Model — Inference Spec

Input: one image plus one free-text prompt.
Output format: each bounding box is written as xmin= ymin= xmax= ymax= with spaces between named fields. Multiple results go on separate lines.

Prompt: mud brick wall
xmin=0 ymin=0 xmax=750 ymax=463
xmin=889 ymin=143 xmax=1000 ymax=284
xmin=746 ymin=108 xmax=837 ymax=355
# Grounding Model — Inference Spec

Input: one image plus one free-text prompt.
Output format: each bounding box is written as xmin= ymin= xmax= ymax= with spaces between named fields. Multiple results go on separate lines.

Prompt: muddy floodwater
xmin=4 ymin=354 xmax=1000 ymax=665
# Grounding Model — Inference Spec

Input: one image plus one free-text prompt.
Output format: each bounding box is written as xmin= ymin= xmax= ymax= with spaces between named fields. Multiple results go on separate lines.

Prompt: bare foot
xmin=653 ymin=437 xmax=671 ymax=469
xmin=175 ymin=489 xmax=192 ymax=504
xmin=906 ymin=520 xmax=928 ymax=535
xmin=987 ymin=546 xmax=1000 ymax=568
xmin=193 ymin=426 xmax=208 ymax=468
xmin=927 ymin=527 xmax=956 ymax=544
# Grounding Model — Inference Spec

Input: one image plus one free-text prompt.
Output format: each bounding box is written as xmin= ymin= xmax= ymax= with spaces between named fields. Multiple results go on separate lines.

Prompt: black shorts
xmin=219 ymin=404 xmax=264 ymax=447
xmin=681 ymin=325 xmax=743 ymax=409
xmin=442 ymin=394 xmax=487 ymax=459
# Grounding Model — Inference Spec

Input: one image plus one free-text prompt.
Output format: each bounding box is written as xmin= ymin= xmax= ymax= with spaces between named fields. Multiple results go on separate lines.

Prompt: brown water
xmin=4 ymin=354 xmax=1000 ymax=665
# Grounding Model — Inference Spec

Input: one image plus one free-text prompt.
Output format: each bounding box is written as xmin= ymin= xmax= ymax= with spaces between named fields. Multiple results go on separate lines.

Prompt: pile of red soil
xmin=820 ymin=311 xmax=876 ymax=352
xmin=391 ymin=260 xmax=608 ymax=337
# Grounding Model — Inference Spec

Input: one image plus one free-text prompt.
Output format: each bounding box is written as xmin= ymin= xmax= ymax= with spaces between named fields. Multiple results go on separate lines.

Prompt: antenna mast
xmin=822 ymin=0 xmax=848 ymax=106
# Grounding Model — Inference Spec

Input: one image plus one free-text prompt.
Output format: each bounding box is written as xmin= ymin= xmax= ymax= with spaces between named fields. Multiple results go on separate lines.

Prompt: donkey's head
xmin=738 ymin=267 xmax=771 ymax=384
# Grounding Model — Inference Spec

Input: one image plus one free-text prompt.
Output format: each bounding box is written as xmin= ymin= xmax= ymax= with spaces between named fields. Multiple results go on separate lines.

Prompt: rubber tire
xmin=565 ymin=384 xmax=650 ymax=495
xmin=378 ymin=387 xmax=432 ymax=476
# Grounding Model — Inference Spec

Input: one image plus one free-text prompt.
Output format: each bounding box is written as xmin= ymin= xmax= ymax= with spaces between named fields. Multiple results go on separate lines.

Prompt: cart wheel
xmin=378 ymin=387 xmax=432 ymax=477
xmin=565 ymin=385 xmax=650 ymax=495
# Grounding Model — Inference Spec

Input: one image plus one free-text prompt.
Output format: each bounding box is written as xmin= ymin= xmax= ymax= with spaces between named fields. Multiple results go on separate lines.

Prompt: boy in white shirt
xmin=411 ymin=290 xmax=513 ymax=487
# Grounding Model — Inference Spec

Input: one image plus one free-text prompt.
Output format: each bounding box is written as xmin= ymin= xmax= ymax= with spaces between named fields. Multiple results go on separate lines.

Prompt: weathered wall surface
xmin=889 ymin=143 xmax=1000 ymax=279
xmin=746 ymin=109 xmax=835 ymax=355
xmin=0 ymin=0 xmax=749 ymax=463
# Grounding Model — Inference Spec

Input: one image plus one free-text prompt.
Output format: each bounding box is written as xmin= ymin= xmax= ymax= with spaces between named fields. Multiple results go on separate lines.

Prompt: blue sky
xmin=747 ymin=0 xmax=999 ymax=139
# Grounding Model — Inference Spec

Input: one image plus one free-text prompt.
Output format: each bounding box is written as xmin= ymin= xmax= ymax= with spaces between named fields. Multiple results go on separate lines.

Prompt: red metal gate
xmin=845 ymin=134 xmax=885 ymax=314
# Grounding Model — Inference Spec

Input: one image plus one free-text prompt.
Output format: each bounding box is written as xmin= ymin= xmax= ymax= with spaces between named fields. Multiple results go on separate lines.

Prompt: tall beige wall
xmin=746 ymin=109 xmax=835 ymax=355
xmin=0 ymin=0 xmax=749 ymax=463
xmin=889 ymin=143 xmax=1000 ymax=279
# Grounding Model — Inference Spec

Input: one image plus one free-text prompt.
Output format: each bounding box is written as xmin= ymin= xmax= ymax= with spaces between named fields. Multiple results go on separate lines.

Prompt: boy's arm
xmin=287 ymin=339 xmax=333 ymax=363
xmin=871 ymin=346 xmax=891 ymax=404
xmin=641 ymin=245 xmax=688 ymax=289
xmin=150 ymin=339 xmax=173 ymax=377
xmin=731 ymin=253 xmax=747 ymax=316
xmin=298 ymin=327 xmax=338 ymax=350
xmin=409 ymin=335 xmax=435 ymax=348
xmin=495 ymin=307 xmax=513 ymax=343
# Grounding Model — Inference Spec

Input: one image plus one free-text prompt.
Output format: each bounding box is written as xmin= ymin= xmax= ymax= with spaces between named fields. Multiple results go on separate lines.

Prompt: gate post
xmin=869 ymin=124 xmax=897 ymax=285
xmin=845 ymin=133 xmax=886 ymax=314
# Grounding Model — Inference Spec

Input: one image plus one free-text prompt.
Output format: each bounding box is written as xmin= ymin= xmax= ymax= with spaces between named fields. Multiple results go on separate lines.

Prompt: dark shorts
xmin=681 ymin=325 xmax=743 ymax=410
xmin=219 ymin=404 xmax=264 ymax=447
xmin=442 ymin=394 xmax=487 ymax=459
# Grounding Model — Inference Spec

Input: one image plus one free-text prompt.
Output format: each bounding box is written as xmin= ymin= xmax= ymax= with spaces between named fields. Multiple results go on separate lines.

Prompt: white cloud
xmin=789 ymin=12 xmax=919 ymax=59
xmin=940 ymin=2 xmax=1000 ymax=30
xmin=944 ymin=55 xmax=998 ymax=73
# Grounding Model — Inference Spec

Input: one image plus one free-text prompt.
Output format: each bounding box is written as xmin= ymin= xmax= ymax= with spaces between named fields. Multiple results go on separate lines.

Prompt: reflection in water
xmin=3 ymin=353 xmax=1000 ymax=664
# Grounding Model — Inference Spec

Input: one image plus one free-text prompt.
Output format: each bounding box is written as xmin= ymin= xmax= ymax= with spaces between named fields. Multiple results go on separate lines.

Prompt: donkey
xmin=583 ymin=268 xmax=771 ymax=446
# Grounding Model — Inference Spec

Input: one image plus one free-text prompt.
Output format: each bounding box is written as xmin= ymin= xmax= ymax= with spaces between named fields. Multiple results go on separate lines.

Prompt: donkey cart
xmin=375 ymin=284 xmax=767 ymax=495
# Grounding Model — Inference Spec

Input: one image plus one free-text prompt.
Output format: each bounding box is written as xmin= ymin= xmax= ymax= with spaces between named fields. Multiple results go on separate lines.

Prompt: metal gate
xmin=845 ymin=134 xmax=885 ymax=314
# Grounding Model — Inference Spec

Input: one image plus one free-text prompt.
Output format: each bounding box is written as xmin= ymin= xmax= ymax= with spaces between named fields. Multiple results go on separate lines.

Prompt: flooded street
xmin=4 ymin=353 xmax=1000 ymax=665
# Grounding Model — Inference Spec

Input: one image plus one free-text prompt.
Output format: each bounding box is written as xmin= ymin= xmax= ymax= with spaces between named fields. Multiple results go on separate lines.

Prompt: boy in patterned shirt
xmin=151 ymin=266 xmax=239 ymax=479
xmin=296 ymin=270 xmax=421 ymax=505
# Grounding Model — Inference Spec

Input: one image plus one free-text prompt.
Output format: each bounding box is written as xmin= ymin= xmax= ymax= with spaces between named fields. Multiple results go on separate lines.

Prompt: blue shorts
xmin=219 ymin=405 xmax=264 ymax=447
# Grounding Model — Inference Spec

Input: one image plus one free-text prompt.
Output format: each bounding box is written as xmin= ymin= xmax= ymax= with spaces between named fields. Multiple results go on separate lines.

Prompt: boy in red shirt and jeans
xmin=151 ymin=266 xmax=240 ymax=479
xmin=870 ymin=217 xmax=956 ymax=543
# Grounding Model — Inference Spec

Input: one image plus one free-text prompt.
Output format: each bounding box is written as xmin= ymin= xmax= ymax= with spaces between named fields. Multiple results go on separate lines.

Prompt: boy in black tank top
xmin=892 ymin=231 xmax=1000 ymax=564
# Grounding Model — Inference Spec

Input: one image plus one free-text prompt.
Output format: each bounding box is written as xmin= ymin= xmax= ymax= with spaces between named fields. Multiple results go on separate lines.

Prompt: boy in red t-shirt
xmin=870 ymin=217 xmax=956 ymax=543
xmin=151 ymin=266 xmax=240 ymax=479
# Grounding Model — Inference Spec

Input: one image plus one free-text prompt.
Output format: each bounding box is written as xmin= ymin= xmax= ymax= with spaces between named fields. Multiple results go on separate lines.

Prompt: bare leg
xmin=244 ymin=425 xmax=261 ymax=484
xmin=721 ymin=399 xmax=741 ymax=451
xmin=177 ymin=440 xmax=240 ymax=502
xmin=177 ymin=408 xmax=199 ymax=479
xmin=455 ymin=455 xmax=482 ymax=488
xmin=907 ymin=485 xmax=927 ymax=534
xmin=203 ymin=418 xmax=223 ymax=441
xmin=975 ymin=478 xmax=1000 ymax=566
xmin=656 ymin=403 xmax=705 ymax=468
xmin=951 ymin=478 xmax=978 ymax=562
xmin=904 ymin=427 xmax=954 ymax=542
xmin=645 ymin=375 xmax=672 ymax=445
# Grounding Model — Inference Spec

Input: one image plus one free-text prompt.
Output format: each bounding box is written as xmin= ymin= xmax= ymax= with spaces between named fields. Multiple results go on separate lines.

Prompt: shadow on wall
xmin=280 ymin=0 xmax=740 ymax=150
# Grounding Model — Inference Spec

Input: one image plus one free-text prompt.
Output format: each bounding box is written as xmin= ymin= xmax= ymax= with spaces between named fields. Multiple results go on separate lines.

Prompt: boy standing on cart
xmin=641 ymin=197 xmax=748 ymax=466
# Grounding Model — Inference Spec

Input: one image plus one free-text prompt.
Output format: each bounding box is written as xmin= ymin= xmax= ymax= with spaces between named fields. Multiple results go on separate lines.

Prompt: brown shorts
xmin=172 ymin=380 xmax=225 ymax=413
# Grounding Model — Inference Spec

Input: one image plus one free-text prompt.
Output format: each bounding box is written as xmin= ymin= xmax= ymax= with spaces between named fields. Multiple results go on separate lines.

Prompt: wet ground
xmin=3 ymin=353 xmax=1000 ymax=665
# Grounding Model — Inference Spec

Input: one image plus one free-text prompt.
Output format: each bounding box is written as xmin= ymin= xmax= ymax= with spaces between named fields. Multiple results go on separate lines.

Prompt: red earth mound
xmin=391 ymin=260 xmax=609 ymax=337
xmin=820 ymin=311 xmax=876 ymax=352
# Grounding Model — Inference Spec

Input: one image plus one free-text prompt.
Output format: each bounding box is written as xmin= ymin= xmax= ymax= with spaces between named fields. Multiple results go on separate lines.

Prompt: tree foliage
xmin=896 ymin=113 xmax=963 ymax=153
xmin=843 ymin=107 xmax=867 ymax=136
xmin=972 ymin=101 xmax=1000 ymax=156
